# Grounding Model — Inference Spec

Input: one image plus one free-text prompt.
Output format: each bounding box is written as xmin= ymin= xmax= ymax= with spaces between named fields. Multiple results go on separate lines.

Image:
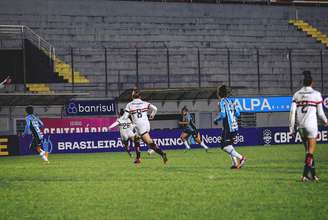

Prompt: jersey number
xmin=122 ymin=123 xmax=129 ymax=129
xmin=136 ymin=109 xmax=142 ymax=118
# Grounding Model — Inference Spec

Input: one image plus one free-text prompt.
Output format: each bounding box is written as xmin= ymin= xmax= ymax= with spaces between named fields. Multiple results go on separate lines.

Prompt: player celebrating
xmin=289 ymin=71 xmax=328 ymax=182
xmin=23 ymin=106 xmax=48 ymax=162
xmin=109 ymin=108 xmax=140 ymax=157
xmin=214 ymin=85 xmax=246 ymax=169
xmin=121 ymin=88 xmax=168 ymax=164
xmin=179 ymin=106 xmax=209 ymax=151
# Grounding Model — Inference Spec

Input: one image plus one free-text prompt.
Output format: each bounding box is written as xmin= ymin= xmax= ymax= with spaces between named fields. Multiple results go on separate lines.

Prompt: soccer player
xmin=23 ymin=106 xmax=48 ymax=162
xmin=179 ymin=106 xmax=209 ymax=151
xmin=121 ymin=88 xmax=168 ymax=164
xmin=214 ymin=85 xmax=246 ymax=169
xmin=109 ymin=108 xmax=140 ymax=157
xmin=289 ymin=71 xmax=328 ymax=182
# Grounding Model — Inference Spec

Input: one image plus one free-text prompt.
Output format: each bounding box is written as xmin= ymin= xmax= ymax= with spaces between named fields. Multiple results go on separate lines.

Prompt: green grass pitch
xmin=0 ymin=144 xmax=328 ymax=220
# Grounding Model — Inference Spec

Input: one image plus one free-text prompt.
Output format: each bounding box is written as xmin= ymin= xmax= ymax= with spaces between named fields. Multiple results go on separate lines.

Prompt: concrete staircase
xmin=289 ymin=19 xmax=328 ymax=48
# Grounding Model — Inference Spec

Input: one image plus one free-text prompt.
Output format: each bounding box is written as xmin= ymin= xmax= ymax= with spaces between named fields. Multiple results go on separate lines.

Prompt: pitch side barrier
xmin=18 ymin=127 xmax=328 ymax=155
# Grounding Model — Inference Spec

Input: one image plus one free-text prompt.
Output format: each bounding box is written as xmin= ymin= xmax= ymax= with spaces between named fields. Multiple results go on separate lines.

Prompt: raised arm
xmin=109 ymin=121 xmax=119 ymax=130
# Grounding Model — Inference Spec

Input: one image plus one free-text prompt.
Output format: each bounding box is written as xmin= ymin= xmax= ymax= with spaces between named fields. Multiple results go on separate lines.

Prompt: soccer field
xmin=0 ymin=144 xmax=327 ymax=220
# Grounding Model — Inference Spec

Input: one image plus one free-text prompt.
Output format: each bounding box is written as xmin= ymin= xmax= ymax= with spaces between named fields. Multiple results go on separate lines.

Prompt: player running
xmin=214 ymin=85 xmax=246 ymax=169
xmin=179 ymin=106 xmax=209 ymax=151
xmin=23 ymin=106 xmax=49 ymax=162
xmin=109 ymin=108 xmax=140 ymax=157
xmin=121 ymin=88 xmax=168 ymax=164
xmin=289 ymin=71 xmax=328 ymax=182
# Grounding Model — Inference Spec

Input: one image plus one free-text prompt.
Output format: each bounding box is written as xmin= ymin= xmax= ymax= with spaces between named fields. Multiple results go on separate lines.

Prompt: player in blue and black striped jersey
xmin=179 ymin=106 xmax=209 ymax=151
xmin=23 ymin=106 xmax=49 ymax=162
xmin=214 ymin=85 xmax=246 ymax=169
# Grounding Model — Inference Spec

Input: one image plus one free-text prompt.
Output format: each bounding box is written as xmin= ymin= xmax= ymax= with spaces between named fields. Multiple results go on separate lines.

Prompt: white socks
xmin=230 ymin=155 xmax=238 ymax=166
xmin=200 ymin=141 xmax=208 ymax=149
xmin=183 ymin=141 xmax=191 ymax=150
xmin=223 ymin=145 xmax=242 ymax=160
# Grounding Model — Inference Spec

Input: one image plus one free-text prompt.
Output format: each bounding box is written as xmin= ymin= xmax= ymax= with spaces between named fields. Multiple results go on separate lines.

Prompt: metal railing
xmin=0 ymin=25 xmax=55 ymax=60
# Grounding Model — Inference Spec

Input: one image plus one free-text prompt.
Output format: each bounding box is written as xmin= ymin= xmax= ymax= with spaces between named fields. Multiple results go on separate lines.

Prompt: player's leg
xmin=122 ymin=140 xmax=132 ymax=157
xmin=300 ymin=128 xmax=318 ymax=181
xmin=180 ymin=131 xmax=191 ymax=150
xmin=229 ymin=155 xmax=239 ymax=169
xmin=221 ymin=131 xmax=245 ymax=168
xmin=141 ymin=133 xmax=167 ymax=164
xmin=32 ymin=137 xmax=48 ymax=162
xmin=133 ymin=139 xmax=141 ymax=163
xmin=194 ymin=131 xmax=208 ymax=151
xmin=305 ymin=138 xmax=319 ymax=181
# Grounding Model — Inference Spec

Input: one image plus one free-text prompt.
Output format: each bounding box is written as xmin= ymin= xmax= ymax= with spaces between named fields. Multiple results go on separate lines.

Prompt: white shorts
xmin=120 ymin=129 xmax=136 ymax=142
xmin=298 ymin=126 xmax=318 ymax=139
xmin=135 ymin=121 xmax=150 ymax=136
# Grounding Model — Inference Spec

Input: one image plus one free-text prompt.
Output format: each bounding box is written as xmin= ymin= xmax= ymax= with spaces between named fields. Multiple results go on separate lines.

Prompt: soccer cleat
xmin=41 ymin=155 xmax=49 ymax=162
xmin=237 ymin=156 xmax=246 ymax=169
xmin=301 ymin=176 xmax=311 ymax=182
xmin=134 ymin=158 xmax=141 ymax=164
xmin=313 ymin=176 xmax=320 ymax=182
xmin=162 ymin=153 xmax=168 ymax=164
xmin=230 ymin=165 xmax=239 ymax=169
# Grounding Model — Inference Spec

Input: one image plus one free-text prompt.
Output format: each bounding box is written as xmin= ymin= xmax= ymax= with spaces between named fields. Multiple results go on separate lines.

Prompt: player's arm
xmin=235 ymin=103 xmax=241 ymax=118
xmin=214 ymin=101 xmax=226 ymax=124
xmin=121 ymin=104 xmax=130 ymax=120
xmin=22 ymin=118 xmax=31 ymax=136
xmin=109 ymin=120 xmax=119 ymax=130
xmin=37 ymin=117 xmax=44 ymax=128
xmin=317 ymin=96 xmax=328 ymax=126
xmin=149 ymin=103 xmax=157 ymax=119
xmin=289 ymin=99 xmax=297 ymax=133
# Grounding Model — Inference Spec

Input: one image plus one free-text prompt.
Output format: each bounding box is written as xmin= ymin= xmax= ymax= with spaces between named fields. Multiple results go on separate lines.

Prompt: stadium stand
xmin=0 ymin=0 xmax=327 ymax=97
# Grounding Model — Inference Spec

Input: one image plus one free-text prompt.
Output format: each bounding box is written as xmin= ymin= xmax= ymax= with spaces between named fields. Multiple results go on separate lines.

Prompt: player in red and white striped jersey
xmin=289 ymin=71 xmax=328 ymax=182
xmin=121 ymin=88 xmax=168 ymax=164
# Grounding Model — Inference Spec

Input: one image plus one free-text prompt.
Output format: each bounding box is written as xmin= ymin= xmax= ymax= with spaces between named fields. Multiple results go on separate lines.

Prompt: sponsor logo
xmin=273 ymin=130 xmax=328 ymax=144
xmin=66 ymin=100 xmax=116 ymax=116
xmin=41 ymin=136 xmax=53 ymax=153
xmin=262 ymin=129 xmax=272 ymax=145
xmin=0 ymin=137 xmax=9 ymax=156
xmin=232 ymin=97 xmax=292 ymax=112
xmin=323 ymin=97 xmax=328 ymax=109
xmin=67 ymin=103 xmax=78 ymax=114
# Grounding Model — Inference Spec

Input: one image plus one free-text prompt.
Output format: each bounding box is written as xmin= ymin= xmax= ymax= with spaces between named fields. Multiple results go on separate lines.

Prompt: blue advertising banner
xmin=231 ymin=96 xmax=328 ymax=113
xmin=18 ymin=127 xmax=328 ymax=155
xmin=66 ymin=99 xmax=116 ymax=116
xmin=19 ymin=128 xmax=260 ymax=155
xmin=231 ymin=96 xmax=293 ymax=113
xmin=261 ymin=127 xmax=328 ymax=145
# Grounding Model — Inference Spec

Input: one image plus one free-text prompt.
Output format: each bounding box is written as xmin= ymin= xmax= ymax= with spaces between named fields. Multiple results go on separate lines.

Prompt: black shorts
xmin=182 ymin=127 xmax=197 ymax=137
xmin=221 ymin=130 xmax=236 ymax=148
xmin=29 ymin=135 xmax=42 ymax=151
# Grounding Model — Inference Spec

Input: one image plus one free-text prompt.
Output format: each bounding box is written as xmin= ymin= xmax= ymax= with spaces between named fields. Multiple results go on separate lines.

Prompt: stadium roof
xmin=0 ymin=93 xmax=88 ymax=106
xmin=118 ymin=87 xmax=219 ymax=102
